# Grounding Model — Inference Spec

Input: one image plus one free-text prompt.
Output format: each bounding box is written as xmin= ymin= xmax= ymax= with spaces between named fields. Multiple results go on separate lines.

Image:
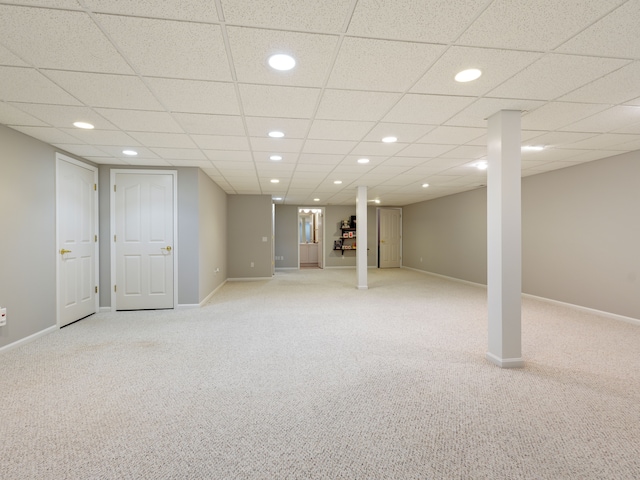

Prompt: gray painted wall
xmin=403 ymin=151 xmax=640 ymax=320
xmin=0 ymin=126 xmax=85 ymax=348
xmin=403 ymin=188 xmax=487 ymax=284
xmin=274 ymin=204 xmax=298 ymax=269
xmin=227 ymin=195 xmax=273 ymax=278
xmin=198 ymin=170 xmax=227 ymax=301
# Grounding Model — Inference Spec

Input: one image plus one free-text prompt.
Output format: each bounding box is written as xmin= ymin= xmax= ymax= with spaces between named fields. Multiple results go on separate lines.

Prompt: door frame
xmin=55 ymin=153 xmax=99 ymax=328
xmin=377 ymin=207 xmax=402 ymax=268
xmin=109 ymin=169 xmax=178 ymax=311
xmin=297 ymin=206 xmax=325 ymax=269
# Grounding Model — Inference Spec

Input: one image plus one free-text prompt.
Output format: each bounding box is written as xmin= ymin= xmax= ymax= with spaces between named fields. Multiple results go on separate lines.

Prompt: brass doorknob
xmin=59 ymin=249 xmax=72 ymax=255
xmin=162 ymin=246 xmax=172 ymax=252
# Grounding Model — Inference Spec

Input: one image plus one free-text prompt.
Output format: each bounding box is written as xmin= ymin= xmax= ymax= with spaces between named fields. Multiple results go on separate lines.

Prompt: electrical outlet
xmin=250 ymin=262 xmax=254 ymax=268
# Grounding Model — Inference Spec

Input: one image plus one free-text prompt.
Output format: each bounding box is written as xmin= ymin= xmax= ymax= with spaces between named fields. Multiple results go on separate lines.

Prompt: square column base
xmin=486 ymin=352 xmax=524 ymax=368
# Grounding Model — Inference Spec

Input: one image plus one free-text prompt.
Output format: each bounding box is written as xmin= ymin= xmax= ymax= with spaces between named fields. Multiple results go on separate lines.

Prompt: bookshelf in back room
xmin=334 ymin=215 xmax=356 ymax=255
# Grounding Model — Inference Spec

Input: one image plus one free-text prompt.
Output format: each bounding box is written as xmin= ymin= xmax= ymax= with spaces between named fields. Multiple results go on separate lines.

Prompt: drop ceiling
xmin=1 ymin=0 xmax=639 ymax=205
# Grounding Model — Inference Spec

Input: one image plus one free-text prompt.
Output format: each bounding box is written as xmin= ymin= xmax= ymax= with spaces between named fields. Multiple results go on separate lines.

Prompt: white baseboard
xmin=198 ymin=280 xmax=228 ymax=307
xmin=486 ymin=352 xmax=525 ymax=368
xmin=0 ymin=325 xmax=58 ymax=354
xmin=99 ymin=307 xmax=111 ymax=313
xmin=227 ymin=277 xmax=272 ymax=282
xmin=402 ymin=266 xmax=640 ymax=326
xmin=275 ymin=267 xmax=298 ymax=271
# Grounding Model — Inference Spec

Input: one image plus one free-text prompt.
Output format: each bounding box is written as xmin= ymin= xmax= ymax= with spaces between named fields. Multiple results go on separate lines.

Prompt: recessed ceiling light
xmin=122 ymin=149 xmax=138 ymax=156
xmin=268 ymin=54 xmax=296 ymax=71
xmin=357 ymin=158 xmax=370 ymax=164
xmin=270 ymin=179 xmax=280 ymax=183
xmin=382 ymin=136 xmax=397 ymax=143
xmin=73 ymin=121 xmax=94 ymax=129
xmin=374 ymin=199 xmax=381 ymax=204
xmin=422 ymin=183 xmax=430 ymax=188
xmin=522 ymin=145 xmax=545 ymax=151
xmin=455 ymin=68 xmax=482 ymax=83
xmin=270 ymin=155 xmax=283 ymax=161
xmin=333 ymin=180 xmax=342 ymax=185
xmin=273 ymin=197 xmax=283 ymax=201
xmin=268 ymin=131 xmax=285 ymax=138
xmin=476 ymin=161 xmax=488 ymax=170
xmin=313 ymin=198 xmax=320 ymax=202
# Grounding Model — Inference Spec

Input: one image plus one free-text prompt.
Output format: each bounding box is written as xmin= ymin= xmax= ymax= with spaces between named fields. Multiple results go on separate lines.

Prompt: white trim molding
xmin=0 ymin=326 xmax=58 ymax=354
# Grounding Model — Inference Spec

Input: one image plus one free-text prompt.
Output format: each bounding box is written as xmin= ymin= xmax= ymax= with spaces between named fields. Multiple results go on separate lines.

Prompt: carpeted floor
xmin=1 ymin=268 xmax=639 ymax=479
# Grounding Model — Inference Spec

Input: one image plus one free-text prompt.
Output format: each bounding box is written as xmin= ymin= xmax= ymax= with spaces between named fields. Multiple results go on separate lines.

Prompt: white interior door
xmin=379 ymin=208 xmax=402 ymax=268
xmin=56 ymin=155 xmax=98 ymax=327
xmin=113 ymin=171 xmax=175 ymax=310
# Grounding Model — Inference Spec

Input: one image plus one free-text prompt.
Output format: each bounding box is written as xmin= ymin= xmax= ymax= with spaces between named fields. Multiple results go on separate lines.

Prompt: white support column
xmin=356 ymin=186 xmax=368 ymax=290
xmin=486 ymin=110 xmax=524 ymax=368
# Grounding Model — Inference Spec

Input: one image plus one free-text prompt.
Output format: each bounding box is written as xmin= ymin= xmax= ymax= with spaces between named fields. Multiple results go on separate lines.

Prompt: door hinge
xmin=114 ymin=285 xmax=117 ymax=292
xmin=114 ymin=235 xmax=116 ymax=242
xmin=113 ymin=185 xmax=116 ymax=192
xmin=95 ymin=286 xmax=98 ymax=293
xmin=94 ymin=184 xmax=97 ymax=191
xmin=95 ymin=234 xmax=98 ymax=242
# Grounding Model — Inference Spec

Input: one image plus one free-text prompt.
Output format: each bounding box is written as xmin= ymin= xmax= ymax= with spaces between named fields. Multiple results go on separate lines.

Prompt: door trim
xmin=55 ymin=153 xmax=99 ymax=328
xmin=109 ymin=169 xmax=178 ymax=311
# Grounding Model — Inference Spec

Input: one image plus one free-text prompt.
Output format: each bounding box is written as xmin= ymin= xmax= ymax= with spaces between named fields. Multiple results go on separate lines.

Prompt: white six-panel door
xmin=56 ymin=155 xmax=98 ymax=327
xmin=379 ymin=208 xmax=402 ymax=269
xmin=112 ymin=171 xmax=175 ymax=310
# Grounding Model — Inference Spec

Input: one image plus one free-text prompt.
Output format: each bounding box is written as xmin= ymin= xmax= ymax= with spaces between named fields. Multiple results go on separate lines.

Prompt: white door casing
xmin=317 ymin=209 xmax=324 ymax=269
xmin=111 ymin=171 xmax=177 ymax=311
xmin=56 ymin=154 xmax=99 ymax=327
xmin=379 ymin=208 xmax=402 ymax=268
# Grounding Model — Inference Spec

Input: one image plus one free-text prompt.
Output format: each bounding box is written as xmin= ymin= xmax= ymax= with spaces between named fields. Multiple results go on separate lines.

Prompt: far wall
xmin=403 ymin=150 xmax=640 ymax=321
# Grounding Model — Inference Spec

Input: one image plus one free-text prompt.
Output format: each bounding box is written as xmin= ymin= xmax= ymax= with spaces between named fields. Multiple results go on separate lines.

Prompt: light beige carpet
xmin=1 ymin=268 xmax=639 ymax=479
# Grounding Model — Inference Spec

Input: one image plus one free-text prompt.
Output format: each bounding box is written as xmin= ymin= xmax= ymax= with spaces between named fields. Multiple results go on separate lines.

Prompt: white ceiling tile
xmin=96 ymin=15 xmax=231 ymax=81
xmin=0 ymin=102 xmax=47 ymax=126
xmin=128 ymin=132 xmax=196 ymax=148
xmin=44 ymin=70 xmax=162 ymax=110
xmin=440 ymin=145 xmax=486 ymax=159
xmin=557 ymin=1 xmax=640 ymax=58
xmin=555 ymin=134 xmax=639 ymax=151
xmin=0 ymin=44 xmax=27 ymax=66
xmin=316 ymin=90 xmax=401 ymax=121
xmin=349 ymin=142 xmax=406 ymax=157
xmin=220 ymin=0 xmax=351 ymax=32
xmin=250 ymin=138 xmax=303 ymax=153
xmin=239 ymin=84 xmax=320 ymax=118
xmin=10 ymin=103 xmax=117 ymax=129
xmin=458 ymin=0 xmax=624 ymax=50
xmin=624 ymin=97 xmax=640 ymax=107
xmin=383 ymin=94 xmax=475 ymax=124
xmin=328 ymin=37 xmax=444 ymax=92
xmin=560 ymin=106 xmax=640 ymax=133
xmin=561 ymin=150 xmax=628 ymax=163
xmin=146 ymin=78 xmax=239 ymax=115
xmin=167 ymin=160 xmax=214 ymax=169
xmin=294 ymin=164 xmax=334 ymax=173
xmin=396 ymin=143 xmax=455 ymax=158
xmin=204 ymin=150 xmax=253 ymax=162
xmin=95 ymin=108 xmax=183 ymax=133
xmin=210 ymin=162 xmax=254 ymax=172
xmin=488 ymin=54 xmax=628 ymax=101
xmin=348 ymin=0 xmax=487 ymax=43
xmin=308 ymin=120 xmax=375 ymax=141
xmin=95 ymin=145 xmax=157 ymax=158
xmin=614 ymin=137 xmax=640 ymax=151
xmin=245 ymin=117 xmax=310 ymax=138
xmin=63 ymin=128 xmax=140 ymax=146
xmin=84 ymin=156 xmax=128 ymax=165
xmin=191 ymin=135 xmax=249 ymax=150
xmin=227 ymin=27 xmax=338 ymax=88
xmin=82 ymin=0 xmax=218 ymax=22
xmin=0 ymin=67 xmax=81 ymax=105
xmin=559 ymin=62 xmax=640 ymax=105
xmin=521 ymin=102 xmax=610 ymax=131
xmin=302 ymin=139 xmax=356 ymax=155
xmin=150 ymin=148 xmax=206 ymax=160
xmin=363 ymin=123 xmax=435 ymax=143
xmin=298 ymin=153 xmax=343 ymax=165
xmin=612 ymin=119 xmax=640 ymax=134
xmin=444 ymin=98 xmax=545 ymax=128
xmin=53 ymin=144 xmax=111 ymax=157
xmin=0 ymin=6 xmax=132 ymax=73
xmin=126 ymin=158 xmax=173 ymax=167
xmin=523 ymin=131 xmax=596 ymax=148
xmin=417 ymin=126 xmax=485 ymax=145
xmin=11 ymin=126 xmax=85 ymax=144
xmin=380 ymin=156 xmax=430 ymax=167
xmin=411 ymin=46 xmax=542 ymax=96
xmin=172 ymin=113 xmax=245 ymax=136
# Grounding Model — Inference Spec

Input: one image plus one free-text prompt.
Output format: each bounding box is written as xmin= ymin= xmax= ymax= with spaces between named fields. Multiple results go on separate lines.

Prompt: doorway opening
xmin=298 ymin=207 xmax=324 ymax=269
